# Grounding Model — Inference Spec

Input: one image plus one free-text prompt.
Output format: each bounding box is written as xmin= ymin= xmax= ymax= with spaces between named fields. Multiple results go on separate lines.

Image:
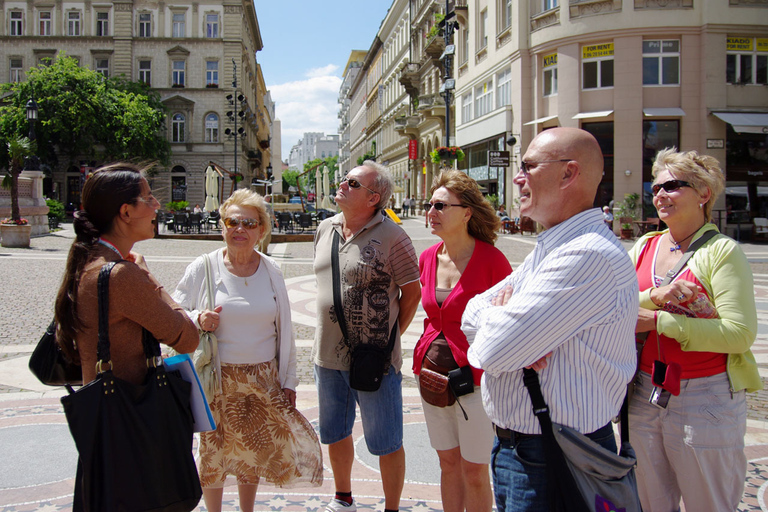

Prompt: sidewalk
xmin=1 ymin=219 xmax=767 ymax=511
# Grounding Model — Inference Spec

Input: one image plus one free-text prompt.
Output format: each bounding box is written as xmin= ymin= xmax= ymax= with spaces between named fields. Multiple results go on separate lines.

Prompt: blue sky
xmin=254 ymin=0 xmax=394 ymax=161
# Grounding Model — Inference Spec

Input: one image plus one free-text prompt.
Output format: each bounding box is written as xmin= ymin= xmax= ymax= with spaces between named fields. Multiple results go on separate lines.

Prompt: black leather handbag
xmin=28 ymin=320 xmax=82 ymax=386
xmin=61 ymin=262 xmax=202 ymax=512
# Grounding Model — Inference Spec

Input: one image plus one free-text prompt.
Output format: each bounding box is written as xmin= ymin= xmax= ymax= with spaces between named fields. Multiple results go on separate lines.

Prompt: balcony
xmin=398 ymin=62 xmax=421 ymax=97
xmin=394 ymin=115 xmax=420 ymax=138
xmin=424 ymin=35 xmax=445 ymax=60
xmin=247 ymin=149 xmax=262 ymax=166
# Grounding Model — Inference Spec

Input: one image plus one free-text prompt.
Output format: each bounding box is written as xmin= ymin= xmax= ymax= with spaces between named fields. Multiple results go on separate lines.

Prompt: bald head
xmin=517 ymin=128 xmax=605 ymax=229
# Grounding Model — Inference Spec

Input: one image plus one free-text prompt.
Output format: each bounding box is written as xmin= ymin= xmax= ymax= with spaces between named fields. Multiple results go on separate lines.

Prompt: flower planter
xmin=1 ymin=224 xmax=32 ymax=248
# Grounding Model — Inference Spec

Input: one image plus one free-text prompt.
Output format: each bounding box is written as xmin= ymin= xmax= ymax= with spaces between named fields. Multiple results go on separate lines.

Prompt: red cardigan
xmin=413 ymin=240 xmax=512 ymax=385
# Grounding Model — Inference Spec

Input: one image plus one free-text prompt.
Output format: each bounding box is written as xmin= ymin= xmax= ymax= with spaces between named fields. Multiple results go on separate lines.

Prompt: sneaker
xmin=325 ymin=498 xmax=356 ymax=512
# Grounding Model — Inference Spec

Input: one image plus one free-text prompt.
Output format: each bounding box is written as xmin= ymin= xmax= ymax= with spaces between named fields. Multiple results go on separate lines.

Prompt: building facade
xmin=456 ymin=0 xmax=768 ymax=230
xmin=338 ymin=50 xmax=366 ymax=177
xmin=0 ymin=0 xmax=275 ymax=208
xmin=343 ymin=0 xmax=768 ymax=235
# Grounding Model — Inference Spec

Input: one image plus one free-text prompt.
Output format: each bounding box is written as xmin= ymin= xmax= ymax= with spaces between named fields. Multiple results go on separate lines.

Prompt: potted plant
xmin=1 ymin=137 xmax=34 ymax=248
xmin=46 ymin=197 xmax=65 ymax=230
xmin=617 ymin=192 xmax=640 ymax=240
xmin=165 ymin=200 xmax=189 ymax=213
xmin=430 ymin=146 xmax=465 ymax=165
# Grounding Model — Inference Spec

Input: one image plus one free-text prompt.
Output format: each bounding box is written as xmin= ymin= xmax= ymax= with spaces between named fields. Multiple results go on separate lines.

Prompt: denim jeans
xmin=491 ymin=423 xmax=617 ymax=512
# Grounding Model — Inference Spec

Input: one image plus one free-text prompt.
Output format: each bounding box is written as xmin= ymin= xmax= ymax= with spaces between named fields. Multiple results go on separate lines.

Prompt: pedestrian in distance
xmin=313 ymin=160 xmax=421 ymax=512
xmin=414 ymin=169 xmax=511 ymax=512
xmin=173 ymin=189 xmax=323 ymax=512
xmin=629 ymin=148 xmax=760 ymax=512
xmin=54 ymin=163 xmax=200 ymax=510
xmin=463 ymin=127 xmax=639 ymax=512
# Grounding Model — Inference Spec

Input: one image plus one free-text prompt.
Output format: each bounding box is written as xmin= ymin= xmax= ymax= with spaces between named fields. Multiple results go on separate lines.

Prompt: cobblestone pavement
xmin=1 ymin=219 xmax=768 ymax=511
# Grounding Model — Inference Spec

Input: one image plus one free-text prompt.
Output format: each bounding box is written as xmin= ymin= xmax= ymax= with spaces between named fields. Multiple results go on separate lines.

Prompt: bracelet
xmin=654 ymin=310 xmax=658 ymax=325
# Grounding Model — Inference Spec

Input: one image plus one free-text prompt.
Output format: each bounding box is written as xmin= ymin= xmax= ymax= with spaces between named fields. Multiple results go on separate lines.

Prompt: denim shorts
xmin=314 ymin=364 xmax=403 ymax=456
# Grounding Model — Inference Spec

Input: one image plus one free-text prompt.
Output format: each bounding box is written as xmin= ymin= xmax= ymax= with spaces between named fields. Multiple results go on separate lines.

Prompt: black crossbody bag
xmin=331 ymin=230 xmax=397 ymax=392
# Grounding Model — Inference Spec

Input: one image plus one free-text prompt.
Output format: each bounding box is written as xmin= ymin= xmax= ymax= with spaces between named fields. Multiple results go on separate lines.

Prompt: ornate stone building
xmin=0 ymin=0 xmax=275 ymax=208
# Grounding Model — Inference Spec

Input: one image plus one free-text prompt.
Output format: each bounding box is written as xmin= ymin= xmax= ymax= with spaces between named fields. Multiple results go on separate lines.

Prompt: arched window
xmin=172 ymin=113 xmax=185 ymax=142
xmin=205 ymin=113 xmax=218 ymax=143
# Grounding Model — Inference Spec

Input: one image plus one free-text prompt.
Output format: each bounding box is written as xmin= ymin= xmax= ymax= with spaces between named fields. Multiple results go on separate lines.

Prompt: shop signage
xmin=543 ymin=53 xmax=557 ymax=68
xmin=489 ymin=151 xmax=510 ymax=167
xmin=408 ymin=139 xmax=418 ymax=160
xmin=707 ymin=139 xmax=724 ymax=149
xmin=727 ymin=37 xmax=753 ymax=51
xmin=582 ymin=43 xmax=614 ymax=59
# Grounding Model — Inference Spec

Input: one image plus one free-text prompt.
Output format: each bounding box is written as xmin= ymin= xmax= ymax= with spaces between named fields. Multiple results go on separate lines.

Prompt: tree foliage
xmin=0 ymin=55 xmax=170 ymax=171
xmin=282 ymin=169 xmax=301 ymax=191
xmin=3 ymin=137 xmax=34 ymax=222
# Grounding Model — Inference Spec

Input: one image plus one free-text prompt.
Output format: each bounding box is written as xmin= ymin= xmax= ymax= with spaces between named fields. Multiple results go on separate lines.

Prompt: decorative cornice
xmin=569 ymin=0 xmax=622 ymax=18
xmin=729 ymin=0 xmax=768 ymax=5
xmin=114 ymin=2 xmax=133 ymax=12
xmin=223 ymin=5 xmax=241 ymax=14
xmin=634 ymin=0 xmax=693 ymax=9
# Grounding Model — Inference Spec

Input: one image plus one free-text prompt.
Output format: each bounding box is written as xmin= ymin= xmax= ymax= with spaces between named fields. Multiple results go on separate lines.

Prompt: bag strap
xmin=332 ymin=229 xmax=398 ymax=354
xmin=203 ymin=253 xmax=215 ymax=311
xmin=660 ymin=229 xmax=717 ymax=286
xmin=96 ymin=262 xmax=160 ymax=372
xmin=523 ymin=367 xmax=630 ymax=444
xmin=331 ymin=230 xmax=350 ymax=342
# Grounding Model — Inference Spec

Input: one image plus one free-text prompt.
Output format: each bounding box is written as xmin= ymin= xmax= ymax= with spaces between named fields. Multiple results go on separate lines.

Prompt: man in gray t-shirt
xmin=313 ymin=161 xmax=420 ymax=512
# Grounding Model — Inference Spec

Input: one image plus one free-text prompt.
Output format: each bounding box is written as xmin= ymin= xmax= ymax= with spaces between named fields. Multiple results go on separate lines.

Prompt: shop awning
xmin=572 ymin=110 xmax=613 ymax=120
xmin=523 ymin=114 xmax=558 ymax=126
xmin=643 ymin=108 xmax=686 ymax=117
xmin=712 ymin=112 xmax=768 ymax=134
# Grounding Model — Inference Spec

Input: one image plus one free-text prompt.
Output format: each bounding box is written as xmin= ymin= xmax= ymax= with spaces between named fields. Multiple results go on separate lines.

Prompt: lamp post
xmin=440 ymin=1 xmax=456 ymax=148
xmin=24 ymin=98 xmax=40 ymax=172
xmin=224 ymin=59 xmax=246 ymax=200
xmin=266 ymin=163 xmax=273 ymax=196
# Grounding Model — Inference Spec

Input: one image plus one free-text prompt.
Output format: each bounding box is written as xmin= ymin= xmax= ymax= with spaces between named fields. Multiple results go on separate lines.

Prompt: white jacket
xmin=172 ymin=248 xmax=299 ymax=390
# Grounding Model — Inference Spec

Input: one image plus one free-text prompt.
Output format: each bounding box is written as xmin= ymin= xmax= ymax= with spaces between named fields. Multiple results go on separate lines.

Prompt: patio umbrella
xmin=315 ymin=167 xmax=322 ymax=205
xmin=204 ymin=165 xmax=220 ymax=212
xmin=321 ymin=166 xmax=335 ymax=210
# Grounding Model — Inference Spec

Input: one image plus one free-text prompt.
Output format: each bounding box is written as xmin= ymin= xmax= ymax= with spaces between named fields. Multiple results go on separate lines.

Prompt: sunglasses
xmin=223 ymin=217 xmax=260 ymax=229
xmin=651 ymin=179 xmax=691 ymax=196
xmin=342 ymin=176 xmax=377 ymax=194
xmin=520 ymin=159 xmax=572 ymax=175
xmin=428 ymin=201 xmax=465 ymax=211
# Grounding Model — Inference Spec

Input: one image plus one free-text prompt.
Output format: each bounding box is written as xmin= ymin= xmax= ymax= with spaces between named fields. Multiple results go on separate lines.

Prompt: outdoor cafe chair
xmin=187 ymin=212 xmax=204 ymax=234
xmin=172 ymin=213 xmax=189 ymax=233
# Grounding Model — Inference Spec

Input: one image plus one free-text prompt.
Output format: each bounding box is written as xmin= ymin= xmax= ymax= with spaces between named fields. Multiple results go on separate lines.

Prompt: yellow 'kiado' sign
xmin=543 ymin=53 xmax=557 ymax=68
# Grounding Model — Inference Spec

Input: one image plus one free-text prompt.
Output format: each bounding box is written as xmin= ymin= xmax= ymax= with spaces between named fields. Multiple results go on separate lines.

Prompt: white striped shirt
xmin=464 ymin=209 xmax=638 ymax=434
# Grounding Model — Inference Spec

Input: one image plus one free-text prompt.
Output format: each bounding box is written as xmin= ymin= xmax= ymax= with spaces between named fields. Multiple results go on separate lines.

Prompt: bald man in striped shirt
xmin=463 ymin=128 xmax=639 ymax=512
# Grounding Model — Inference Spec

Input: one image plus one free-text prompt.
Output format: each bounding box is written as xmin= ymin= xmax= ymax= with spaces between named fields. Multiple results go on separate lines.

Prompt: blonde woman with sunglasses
xmin=629 ymin=148 xmax=759 ymax=512
xmin=173 ymin=189 xmax=322 ymax=512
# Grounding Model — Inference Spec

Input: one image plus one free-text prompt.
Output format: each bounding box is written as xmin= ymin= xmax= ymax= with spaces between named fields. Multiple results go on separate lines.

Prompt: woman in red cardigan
xmin=414 ymin=169 xmax=512 ymax=512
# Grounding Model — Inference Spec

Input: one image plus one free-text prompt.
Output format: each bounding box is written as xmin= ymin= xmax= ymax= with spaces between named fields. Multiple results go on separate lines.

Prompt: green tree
xmin=0 ymin=55 xmax=169 ymax=170
xmin=282 ymin=169 xmax=300 ymax=191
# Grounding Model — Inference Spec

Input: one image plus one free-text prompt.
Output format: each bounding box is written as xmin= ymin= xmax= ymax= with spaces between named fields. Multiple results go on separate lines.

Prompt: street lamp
xmin=24 ymin=98 xmax=40 ymax=172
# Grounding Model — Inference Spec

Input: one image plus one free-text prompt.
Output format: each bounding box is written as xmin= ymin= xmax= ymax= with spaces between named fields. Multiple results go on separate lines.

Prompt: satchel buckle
xmin=95 ymin=360 xmax=113 ymax=373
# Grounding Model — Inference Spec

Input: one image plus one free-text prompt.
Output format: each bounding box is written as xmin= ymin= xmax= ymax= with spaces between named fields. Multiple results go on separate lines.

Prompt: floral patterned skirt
xmin=198 ymin=360 xmax=323 ymax=489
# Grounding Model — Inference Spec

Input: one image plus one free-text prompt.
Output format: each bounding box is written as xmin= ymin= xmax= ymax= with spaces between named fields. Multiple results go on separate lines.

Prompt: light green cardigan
xmin=628 ymin=223 xmax=762 ymax=393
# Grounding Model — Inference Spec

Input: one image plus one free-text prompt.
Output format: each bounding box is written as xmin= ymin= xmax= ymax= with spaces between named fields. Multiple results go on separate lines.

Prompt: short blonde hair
xmin=652 ymin=148 xmax=725 ymax=222
xmin=219 ymin=189 xmax=270 ymax=243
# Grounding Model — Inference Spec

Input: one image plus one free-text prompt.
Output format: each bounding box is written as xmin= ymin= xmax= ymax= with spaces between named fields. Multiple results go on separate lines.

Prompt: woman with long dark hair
xmin=55 ymin=163 xmax=198 ymax=385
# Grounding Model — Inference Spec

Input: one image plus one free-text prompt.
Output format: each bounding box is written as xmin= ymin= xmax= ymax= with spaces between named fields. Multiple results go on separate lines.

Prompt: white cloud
xmin=306 ymin=64 xmax=339 ymax=78
xmin=268 ymin=69 xmax=342 ymax=162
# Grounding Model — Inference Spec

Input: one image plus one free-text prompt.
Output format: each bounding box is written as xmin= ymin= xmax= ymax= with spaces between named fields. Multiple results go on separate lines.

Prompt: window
xmin=544 ymin=0 xmax=558 ymax=10
xmin=95 ymin=58 xmax=109 ymax=77
xmin=461 ymin=93 xmax=473 ymax=123
xmin=478 ymin=9 xmax=488 ymax=50
xmin=172 ymin=113 xmax=185 ymax=142
xmin=543 ymin=53 xmax=558 ymax=96
xmin=138 ymin=13 xmax=151 ymax=37
xmin=96 ymin=12 xmax=109 ymax=36
xmin=643 ymin=39 xmax=679 ymax=86
xmin=582 ymin=43 xmax=614 ymax=89
xmin=726 ymin=37 xmax=768 ymax=85
xmin=496 ymin=68 xmax=511 ymax=108
xmin=204 ymin=113 xmax=218 ymax=142
xmin=171 ymin=175 xmax=186 ymax=201
xmin=474 ymin=80 xmax=493 ymax=118
xmin=205 ymin=13 xmax=219 ymax=38
xmin=68 ymin=11 xmax=81 ymax=36
xmin=10 ymin=58 xmax=22 ymax=83
xmin=460 ymin=27 xmax=469 ymax=64
xmin=172 ymin=60 xmax=185 ymax=86
xmin=206 ymin=60 xmax=218 ymax=86
xmin=500 ymin=0 xmax=512 ymax=31
xmin=172 ymin=13 xmax=185 ymax=38
xmin=9 ymin=11 xmax=23 ymax=36
xmin=39 ymin=11 xmax=51 ymax=36
xmin=138 ymin=60 xmax=151 ymax=84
